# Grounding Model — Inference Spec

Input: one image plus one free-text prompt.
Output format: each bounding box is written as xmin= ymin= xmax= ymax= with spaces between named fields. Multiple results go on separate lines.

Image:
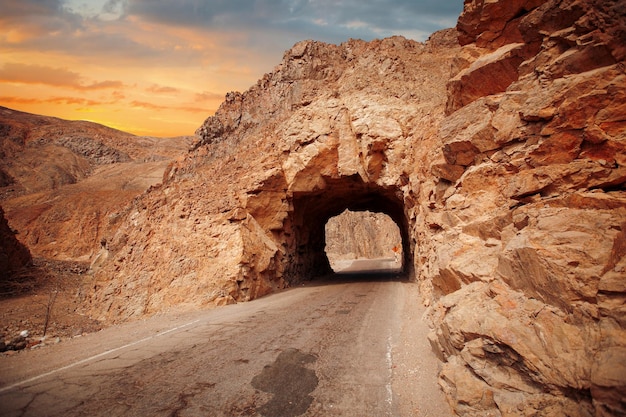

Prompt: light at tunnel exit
xmin=325 ymin=209 xmax=403 ymax=274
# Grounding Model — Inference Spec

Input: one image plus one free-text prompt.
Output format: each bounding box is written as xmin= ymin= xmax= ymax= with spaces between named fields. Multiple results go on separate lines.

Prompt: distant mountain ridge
xmin=0 ymin=106 xmax=193 ymax=261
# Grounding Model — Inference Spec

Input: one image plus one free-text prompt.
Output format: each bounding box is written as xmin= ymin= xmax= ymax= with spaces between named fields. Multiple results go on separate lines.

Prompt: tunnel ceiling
xmin=291 ymin=176 xmax=406 ymax=226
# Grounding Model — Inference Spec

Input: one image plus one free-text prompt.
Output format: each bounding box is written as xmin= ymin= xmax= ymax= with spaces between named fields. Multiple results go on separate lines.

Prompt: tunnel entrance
xmin=325 ymin=209 xmax=403 ymax=274
xmin=285 ymin=175 xmax=412 ymax=283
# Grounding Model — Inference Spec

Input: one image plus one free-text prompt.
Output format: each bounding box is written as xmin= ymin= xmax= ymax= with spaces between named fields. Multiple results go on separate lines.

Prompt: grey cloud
xmin=287 ymin=0 xmax=462 ymax=35
xmin=1 ymin=0 xmax=64 ymax=18
xmin=123 ymin=0 xmax=463 ymax=42
xmin=123 ymin=0 xmax=258 ymax=26
xmin=0 ymin=0 xmax=84 ymax=34
xmin=102 ymin=0 xmax=124 ymax=14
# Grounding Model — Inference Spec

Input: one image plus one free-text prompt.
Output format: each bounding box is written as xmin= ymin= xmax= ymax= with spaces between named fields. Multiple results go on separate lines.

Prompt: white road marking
xmin=386 ymin=334 xmax=394 ymax=415
xmin=0 ymin=319 xmax=201 ymax=394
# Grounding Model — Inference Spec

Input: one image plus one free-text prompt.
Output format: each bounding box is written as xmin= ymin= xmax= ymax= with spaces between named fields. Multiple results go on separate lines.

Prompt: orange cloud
xmin=130 ymin=100 xmax=208 ymax=113
xmin=85 ymin=80 xmax=125 ymax=90
xmin=146 ymin=84 xmax=180 ymax=93
xmin=195 ymin=91 xmax=224 ymax=102
xmin=0 ymin=96 xmax=105 ymax=106
xmin=0 ymin=63 xmax=80 ymax=87
xmin=130 ymin=100 xmax=167 ymax=110
xmin=0 ymin=62 xmax=125 ymax=90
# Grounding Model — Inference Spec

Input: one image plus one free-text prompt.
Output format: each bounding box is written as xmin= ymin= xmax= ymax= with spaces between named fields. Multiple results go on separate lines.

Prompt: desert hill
xmin=0 ymin=106 xmax=193 ymax=343
xmin=0 ymin=106 xmax=193 ymax=261
xmin=86 ymin=0 xmax=626 ymax=415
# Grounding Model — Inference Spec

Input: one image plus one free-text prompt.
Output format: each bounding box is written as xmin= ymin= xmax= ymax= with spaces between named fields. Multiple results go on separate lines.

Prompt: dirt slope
xmin=0 ymin=106 xmax=192 ymax=349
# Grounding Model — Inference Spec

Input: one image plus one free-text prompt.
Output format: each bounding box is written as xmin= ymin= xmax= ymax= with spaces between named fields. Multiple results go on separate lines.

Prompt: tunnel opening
xmin=325 ymin=209 xmax=403 ymax=274
xmin=285 ymin=175 xmax=412 ymax=283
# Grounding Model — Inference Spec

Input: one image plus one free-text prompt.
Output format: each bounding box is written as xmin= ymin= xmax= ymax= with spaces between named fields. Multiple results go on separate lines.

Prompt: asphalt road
xmin=0 ymin=260 xmax=450 ymax=417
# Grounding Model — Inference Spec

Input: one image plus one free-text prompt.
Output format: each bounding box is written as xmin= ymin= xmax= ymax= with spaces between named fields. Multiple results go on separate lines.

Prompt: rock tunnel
xmin=284 ymin=175 xmax=412 ymax=283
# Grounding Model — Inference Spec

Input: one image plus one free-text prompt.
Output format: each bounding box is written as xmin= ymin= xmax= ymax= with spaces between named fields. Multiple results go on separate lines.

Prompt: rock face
xmin=425 ymin=1 xmax=626 ymax=415
xmin=89 ymin=31 xmax=462 ymax=316
xmin=0 ymin=206 xmax=32 ymax=283
xmin=325 ymin=210 xmax=400 ymax=265
xmin=88 ymin=0 xmax=625 ymax=415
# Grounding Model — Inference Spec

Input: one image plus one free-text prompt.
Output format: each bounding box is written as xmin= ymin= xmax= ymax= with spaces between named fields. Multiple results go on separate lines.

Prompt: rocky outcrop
xmin=88 ymin=0 xmax=625 ymax=415
xmin=325 ymin=210 xmax=400 ymax=264
xmin=89 ymin=31 xmax=462 ymax=318
xmin=424 ymin=0 xmax=626 ymax=415
xmin=0 ymin=206 xmax=32 ymax=283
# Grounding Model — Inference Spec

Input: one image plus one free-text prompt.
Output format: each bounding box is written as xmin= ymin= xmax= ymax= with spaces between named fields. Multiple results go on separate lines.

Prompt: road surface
xmin=0 ymin=261 xmax=450 ymax=417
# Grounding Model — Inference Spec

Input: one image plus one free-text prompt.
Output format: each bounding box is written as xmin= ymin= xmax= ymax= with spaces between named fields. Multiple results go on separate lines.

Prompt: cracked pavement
xmin=0 ymin=262 xmax=450 ymax=417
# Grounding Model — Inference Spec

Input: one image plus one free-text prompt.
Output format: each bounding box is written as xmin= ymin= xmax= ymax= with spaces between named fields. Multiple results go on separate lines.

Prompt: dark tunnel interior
xmin=285 ymin=175 xmax=412 ymax=283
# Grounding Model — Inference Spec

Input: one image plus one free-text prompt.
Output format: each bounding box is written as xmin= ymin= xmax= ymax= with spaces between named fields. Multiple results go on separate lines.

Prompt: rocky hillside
xmin=89 ymin=30 xmax=462 ymax=313
xmin=0 ymin=107 xmax=193 ymax=261
xmin=427 ymin=1 xmax=626 ymax=415
xmin=0 ymin=206 xmax=31 ymax=284
xmin=88 ymin=0 xmax=625 ymax=415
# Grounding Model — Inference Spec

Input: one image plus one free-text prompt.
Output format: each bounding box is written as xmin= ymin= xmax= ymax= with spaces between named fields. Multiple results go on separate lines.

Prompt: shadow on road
xmin=327 ymin=272 xmax=409 ymax=284
xmin=306 ymin=258 xmax=410 ymax=287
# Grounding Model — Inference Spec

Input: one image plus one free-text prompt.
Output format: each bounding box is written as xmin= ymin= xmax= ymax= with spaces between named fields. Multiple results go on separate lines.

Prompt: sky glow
xmin=0 ymin=0 xmax=463 ymax=137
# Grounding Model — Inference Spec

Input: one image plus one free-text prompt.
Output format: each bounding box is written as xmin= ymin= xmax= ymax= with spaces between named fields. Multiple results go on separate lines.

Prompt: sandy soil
xmin=0 ymin=259 xmax=102 ymax=351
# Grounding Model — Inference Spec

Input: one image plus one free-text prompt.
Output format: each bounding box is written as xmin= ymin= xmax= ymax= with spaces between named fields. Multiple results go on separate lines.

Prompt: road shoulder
xmin=392 ymin=281 xmax=452 ymax=416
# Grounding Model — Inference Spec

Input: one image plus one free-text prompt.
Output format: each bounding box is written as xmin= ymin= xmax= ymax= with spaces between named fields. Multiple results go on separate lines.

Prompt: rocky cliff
xmin=325 ymin=210 xmax=400 ymax=265
xmin=89 ymin=0 xmax=625 ymax=415
xmin=0 ymin=206 xmax=32 ymax=285
xmin=90 ymin=29 xmax=461 ymax=313
xmin=426 ymin=1 xmax=626 ymax=415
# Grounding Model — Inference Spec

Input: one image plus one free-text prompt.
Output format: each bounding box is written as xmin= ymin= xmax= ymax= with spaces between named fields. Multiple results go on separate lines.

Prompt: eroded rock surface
xmin=425 ymin=1 xmax=626 ymax=415
xmin=87 ymin=0 xmax=625 ymax=415
xmin=325 ymin=210 xmax=400 ymax=265
xmin=0 ymin=206 xmax=31 ymax=283
xmin=89 ymin=31 xmax=462 ymax=317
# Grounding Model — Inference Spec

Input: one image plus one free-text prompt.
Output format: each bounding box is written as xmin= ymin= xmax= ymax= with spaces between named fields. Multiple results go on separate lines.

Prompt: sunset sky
xmin=1 ymin=0 xmax=463 ymax=137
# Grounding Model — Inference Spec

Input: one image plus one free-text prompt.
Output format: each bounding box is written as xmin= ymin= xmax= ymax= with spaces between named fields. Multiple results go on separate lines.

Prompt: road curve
xmin=0 ymin=268 xmax=450 ymax=417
